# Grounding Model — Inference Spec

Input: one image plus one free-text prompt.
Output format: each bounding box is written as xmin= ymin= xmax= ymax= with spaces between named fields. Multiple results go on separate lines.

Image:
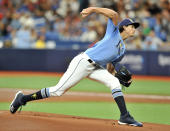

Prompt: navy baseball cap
xmin=118 ymin=18 xmax=140 ymax=28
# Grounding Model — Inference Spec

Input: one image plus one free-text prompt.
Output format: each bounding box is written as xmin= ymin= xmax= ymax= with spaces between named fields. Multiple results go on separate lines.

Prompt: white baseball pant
xmin=49 ymin=53 xmax=121 ymax=96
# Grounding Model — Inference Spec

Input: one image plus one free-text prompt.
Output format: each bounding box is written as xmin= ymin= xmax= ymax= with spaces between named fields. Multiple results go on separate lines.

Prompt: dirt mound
xmin=0 ymin=111 xmax=170 ymax=131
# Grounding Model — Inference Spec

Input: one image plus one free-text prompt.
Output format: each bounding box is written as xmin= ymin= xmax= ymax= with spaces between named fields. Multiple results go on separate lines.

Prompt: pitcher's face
xmin=124 ymin=25 xmax=136 ymax=37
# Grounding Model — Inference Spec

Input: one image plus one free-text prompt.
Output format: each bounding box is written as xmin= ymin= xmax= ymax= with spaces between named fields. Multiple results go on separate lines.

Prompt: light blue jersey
xmin=85 ymin=18 xmax=126 ymax=67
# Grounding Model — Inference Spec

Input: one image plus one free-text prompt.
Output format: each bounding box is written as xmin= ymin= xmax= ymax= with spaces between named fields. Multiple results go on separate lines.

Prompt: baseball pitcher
xmin=10 ymin=7 xmax=142 ymax=127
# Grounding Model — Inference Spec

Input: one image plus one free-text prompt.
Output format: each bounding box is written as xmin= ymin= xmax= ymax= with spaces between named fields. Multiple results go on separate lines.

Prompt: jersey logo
xmin=116 ymin=40 xmax=121 ymax=47
xmin=119 ymin=43 xmax=122 ymax=48
xmin=116 ymin=40 xmax=124 ymax=55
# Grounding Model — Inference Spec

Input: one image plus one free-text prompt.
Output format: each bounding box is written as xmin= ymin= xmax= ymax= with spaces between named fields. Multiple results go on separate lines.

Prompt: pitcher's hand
xmin=81 ymin=7 xmax=95 ymax=18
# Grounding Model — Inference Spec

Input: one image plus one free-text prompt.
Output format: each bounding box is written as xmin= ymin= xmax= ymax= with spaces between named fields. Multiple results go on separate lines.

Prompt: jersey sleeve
xmin=105 ymin=18 xmax=117 ymax=36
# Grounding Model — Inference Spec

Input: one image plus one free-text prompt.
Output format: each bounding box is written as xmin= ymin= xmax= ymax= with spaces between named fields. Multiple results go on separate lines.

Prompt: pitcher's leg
xmin=49 ymin=55 xmax=94 ymax=96
xmin=89 ymin=68 xmax=143 ymax=127
xmin=10 ymin=54 xmax=94 ymax=114
xmin=88 ymin=69 xmax=128 ymax=115
xmin=88 ymin=68 xmax=121 ymax=91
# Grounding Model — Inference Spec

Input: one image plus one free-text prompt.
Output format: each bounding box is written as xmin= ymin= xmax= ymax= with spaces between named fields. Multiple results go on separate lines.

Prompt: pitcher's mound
xmin=0 ymin=111 xmax=169 ymax=131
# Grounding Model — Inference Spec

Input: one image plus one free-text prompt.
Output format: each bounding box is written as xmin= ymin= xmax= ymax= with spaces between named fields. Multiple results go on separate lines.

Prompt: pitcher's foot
xmin=10 ymin=91 xmax=26 ymax=114
xmin=118 ymin=112 xmax=143 ymax=127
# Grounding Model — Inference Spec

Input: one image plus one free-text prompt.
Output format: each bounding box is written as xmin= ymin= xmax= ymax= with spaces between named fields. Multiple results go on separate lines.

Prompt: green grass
xmin=1 ymin=75 xmax=170 ymax=125
xmin=0 ymin=76 xmax=58 ymax=89
xmin=124 ymin=80 xmax=170 ymax=95
xmin=0 ymin=76 xmax=170 ymax=95
xmin=1 ymin=102 xmax=170 ymax=125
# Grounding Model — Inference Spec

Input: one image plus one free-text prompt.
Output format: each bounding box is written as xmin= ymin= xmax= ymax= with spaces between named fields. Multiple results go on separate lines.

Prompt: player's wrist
xmin=88 ymin=7 xmax=98 ymax=13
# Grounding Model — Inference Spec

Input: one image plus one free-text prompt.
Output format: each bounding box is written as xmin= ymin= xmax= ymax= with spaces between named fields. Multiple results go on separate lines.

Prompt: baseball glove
xmin=115 ymin=66 xmax=132 ymax=87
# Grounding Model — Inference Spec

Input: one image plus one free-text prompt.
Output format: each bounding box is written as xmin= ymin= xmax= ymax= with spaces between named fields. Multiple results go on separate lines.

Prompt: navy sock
xmin=114 ymin=96 xmax=128 ymax=116
xmin=21 ymin=88 xmax=49 ymax=103
xmin=21 ymin=90 xmax=43 ymax=103
xmin=112 ymin=89 xmax=128 ymax=116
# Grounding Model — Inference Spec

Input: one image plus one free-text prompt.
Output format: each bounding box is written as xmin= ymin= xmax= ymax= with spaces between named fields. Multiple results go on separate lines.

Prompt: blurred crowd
xmin=0 ymin=0 xmax=169 ymax=50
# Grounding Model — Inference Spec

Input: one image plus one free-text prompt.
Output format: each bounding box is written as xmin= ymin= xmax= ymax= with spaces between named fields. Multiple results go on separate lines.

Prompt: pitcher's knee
xmin=48 ymin=86 xmax=64 ymax=97
xmin=51 ymin=91 xmax=64 ymax=96
xmin=106 ymin=77 xmax=121 ymax=90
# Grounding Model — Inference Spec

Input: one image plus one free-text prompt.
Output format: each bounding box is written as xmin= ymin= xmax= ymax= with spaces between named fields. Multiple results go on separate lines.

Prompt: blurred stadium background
xmin=0 ymin=0 xmax=170 ymax=75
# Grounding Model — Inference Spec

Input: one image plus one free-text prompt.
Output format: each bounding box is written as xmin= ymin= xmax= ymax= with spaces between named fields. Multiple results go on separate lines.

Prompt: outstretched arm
xmin=81 ymin=7 xmax=118 ymax=25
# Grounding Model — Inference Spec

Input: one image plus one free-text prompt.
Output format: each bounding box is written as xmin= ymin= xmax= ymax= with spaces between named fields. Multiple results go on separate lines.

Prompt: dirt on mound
xmin=0 ymin=111 xmax=170 ymax=131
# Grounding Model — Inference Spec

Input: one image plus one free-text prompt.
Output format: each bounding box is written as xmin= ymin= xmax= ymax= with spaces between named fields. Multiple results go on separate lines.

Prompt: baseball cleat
xmin=118 ymin=112 xmax=143 ymax=127
xmin=10 ymin=91 xmax=25 ymax=114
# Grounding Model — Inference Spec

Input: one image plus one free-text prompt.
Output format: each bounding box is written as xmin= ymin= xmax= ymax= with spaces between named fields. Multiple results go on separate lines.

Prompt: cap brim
xmin=130 ymin=22 xmax=140 ymax=28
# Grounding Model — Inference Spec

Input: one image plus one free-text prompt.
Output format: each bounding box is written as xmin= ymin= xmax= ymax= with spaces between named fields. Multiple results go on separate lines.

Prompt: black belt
xmin=87 ymin=59 xmax=100 ymax=68
xmin=88 ymin=59 xmax=93 ymax=63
